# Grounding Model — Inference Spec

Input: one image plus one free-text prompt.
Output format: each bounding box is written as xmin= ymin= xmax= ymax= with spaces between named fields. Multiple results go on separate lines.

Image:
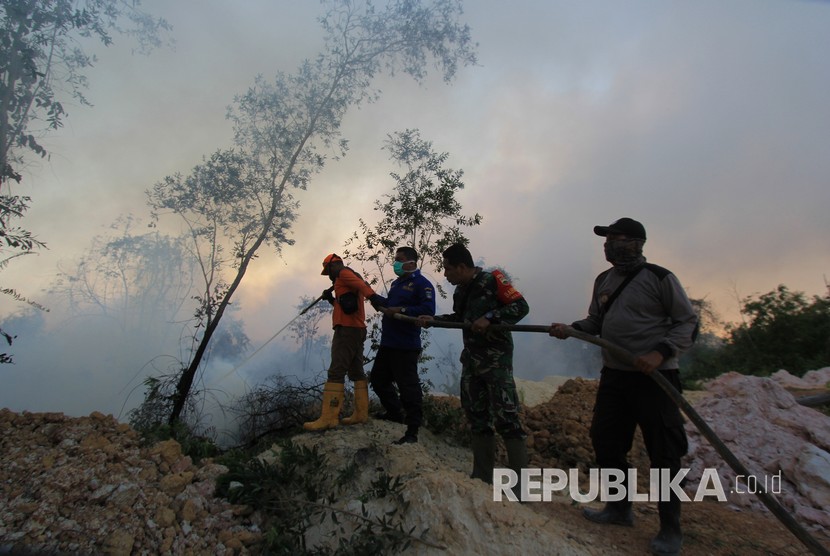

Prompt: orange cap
xmin=321 ymin=253 xmax=342 ymax=274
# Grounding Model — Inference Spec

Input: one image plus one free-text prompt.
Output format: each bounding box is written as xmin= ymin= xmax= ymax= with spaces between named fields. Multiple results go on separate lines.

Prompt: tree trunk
xmin=167 ymin=188 xmax=290 ymax=426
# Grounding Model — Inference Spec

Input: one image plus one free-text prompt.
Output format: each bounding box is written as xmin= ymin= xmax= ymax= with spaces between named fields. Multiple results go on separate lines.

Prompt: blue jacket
xmin=381 ymin=270 xmax=436 ymax=350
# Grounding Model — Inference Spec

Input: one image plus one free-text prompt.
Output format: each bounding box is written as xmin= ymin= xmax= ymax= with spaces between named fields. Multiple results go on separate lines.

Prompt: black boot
xmin=393 ymin=426 xmax=418 ymax=445
xmin=650 ymin=500 xmax=682 ymax=555
xmin=470 ymin=434 xmax=496 ymax=484
xmin=504 ymin=437 xmax=528 ymax=501
xmin=376 ymin=411 xmax=404 ymax=423
xmin=370 ymin=374 xmax=405 ymax=423
xmin=582 ymin=502 xmax=634 ymax=527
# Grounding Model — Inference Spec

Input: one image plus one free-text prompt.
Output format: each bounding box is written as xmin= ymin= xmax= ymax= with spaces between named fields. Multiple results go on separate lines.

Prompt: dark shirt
xmin=380 ymin=270 xmax=436 ymax=350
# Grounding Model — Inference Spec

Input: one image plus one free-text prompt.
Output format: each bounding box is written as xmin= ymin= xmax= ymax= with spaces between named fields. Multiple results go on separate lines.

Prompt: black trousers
xmin=591 ymin=367 xmax=688 ymax=518
xmin=369 ymin=346 xmax=422 ymax=428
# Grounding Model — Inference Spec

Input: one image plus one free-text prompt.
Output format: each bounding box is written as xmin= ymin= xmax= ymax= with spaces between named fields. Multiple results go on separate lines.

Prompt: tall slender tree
xmin=148 ymin=0 xmax=477 ymax=425
xmin=344 ymin=128 xmax=482 ymax=293
xmin=342 ymin=128 xmax=482 ymax=373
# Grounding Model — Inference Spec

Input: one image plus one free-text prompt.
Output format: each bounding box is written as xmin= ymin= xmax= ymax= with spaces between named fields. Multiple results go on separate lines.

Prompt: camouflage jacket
xmin=435 ymin=268 xmax=529 ymax=358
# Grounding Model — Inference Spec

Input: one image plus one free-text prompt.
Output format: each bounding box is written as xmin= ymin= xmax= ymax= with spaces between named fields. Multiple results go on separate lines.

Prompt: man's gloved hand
xmin=322 ymin=288 xmax=334 ymax=303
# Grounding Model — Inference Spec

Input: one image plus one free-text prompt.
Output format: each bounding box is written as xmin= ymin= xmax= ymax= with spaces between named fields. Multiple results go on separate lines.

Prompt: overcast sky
xmin=2 ymin=0 xmax=829 ymax=419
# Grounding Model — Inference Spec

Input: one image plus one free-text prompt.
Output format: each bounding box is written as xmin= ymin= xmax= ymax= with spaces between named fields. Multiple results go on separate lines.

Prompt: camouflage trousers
xmin=459 ymin=348 xmax=526 ymax=439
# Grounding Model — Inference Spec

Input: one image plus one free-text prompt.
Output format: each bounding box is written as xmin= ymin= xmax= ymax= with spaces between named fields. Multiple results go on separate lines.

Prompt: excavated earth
xmin=0 ymin=410 xmax=263 ymax=555
xmin=1 ymin=369 xmax=829 ymax=555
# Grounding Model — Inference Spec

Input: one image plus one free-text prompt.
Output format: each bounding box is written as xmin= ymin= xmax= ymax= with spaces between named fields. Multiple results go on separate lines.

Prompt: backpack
xmin=338 ymin=291 xmax=359 ymax=314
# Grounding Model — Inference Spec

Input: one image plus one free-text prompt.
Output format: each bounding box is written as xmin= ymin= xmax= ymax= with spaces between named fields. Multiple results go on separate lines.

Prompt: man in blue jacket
xmin=371 ymin=246 xmax=436 ymax=444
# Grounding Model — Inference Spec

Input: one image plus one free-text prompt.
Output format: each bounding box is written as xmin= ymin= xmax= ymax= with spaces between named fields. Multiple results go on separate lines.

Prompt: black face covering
xmin=604 ymin=238 xmax=646 ymax=272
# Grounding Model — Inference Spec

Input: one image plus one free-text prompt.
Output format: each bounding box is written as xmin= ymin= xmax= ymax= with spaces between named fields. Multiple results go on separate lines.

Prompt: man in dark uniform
xmin=419 ymin=243 xmax=530 ymax=486
xmin=371 ymin=246 xmax=436 ymax=444
xmin=550 ymin=218 xmax=698 ymax=556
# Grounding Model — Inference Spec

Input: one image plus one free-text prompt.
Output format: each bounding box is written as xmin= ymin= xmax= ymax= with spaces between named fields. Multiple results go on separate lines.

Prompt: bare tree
xmin=148 ymin=0 xmax=477 ymax=425
xmin=50 ymin=215 xmax=195 ymax=336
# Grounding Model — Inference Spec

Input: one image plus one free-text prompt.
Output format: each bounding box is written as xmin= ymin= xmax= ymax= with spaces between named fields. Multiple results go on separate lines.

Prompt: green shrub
xmin=682 ymin=285 xmax=830 ymax=387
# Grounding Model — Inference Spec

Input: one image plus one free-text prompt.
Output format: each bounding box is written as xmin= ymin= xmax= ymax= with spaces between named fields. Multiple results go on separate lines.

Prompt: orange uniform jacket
xmin=332 ymin=267 xmax=376 ymax=328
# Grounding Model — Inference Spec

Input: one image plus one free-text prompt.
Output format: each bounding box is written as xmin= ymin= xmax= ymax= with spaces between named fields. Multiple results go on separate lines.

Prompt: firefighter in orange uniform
xmin=304 ymin=254 xmax=385 ymax=431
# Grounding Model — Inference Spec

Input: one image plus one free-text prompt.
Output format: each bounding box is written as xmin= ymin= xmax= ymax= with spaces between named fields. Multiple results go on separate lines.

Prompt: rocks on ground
xmin=1 ymin=367 xmax=828 ymax=555
xmin=521 ymin=369 xmax=830 ymax=537
xmin=0 ymin=409 xmax=262 ymax=555
xmin=683 ymin=369 xmax=830 ymax=532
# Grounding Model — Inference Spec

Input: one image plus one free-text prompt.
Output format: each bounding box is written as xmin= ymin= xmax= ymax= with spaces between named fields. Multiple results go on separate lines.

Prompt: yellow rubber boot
xmin=303 ymin=382 xmax=344 ymax=431
xmin=341 ymin=380 xmax=369 ymax=425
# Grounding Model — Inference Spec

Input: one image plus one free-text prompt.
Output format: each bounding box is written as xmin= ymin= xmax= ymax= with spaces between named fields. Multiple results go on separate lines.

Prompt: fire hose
xmin=393 ymin=313 xmax=830 ymax=556
xmin=212 ymin=288 xmax=333 ymax=386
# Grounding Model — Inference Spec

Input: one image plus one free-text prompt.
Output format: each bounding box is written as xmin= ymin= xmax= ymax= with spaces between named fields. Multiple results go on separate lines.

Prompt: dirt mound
xmin=683 ymin=372 xmax=830 ymax=531
xmin=280 ymin=403 xmax=830 ymax=555
xmin=518 ymin=375 xmax=829 ymax=555
xmin=770 ymin=367 xmax=830 ymax=390
xmin=515 ymin=376 xmax=573 ymax=407
xmin=1 ymin=373 xmax=829 ymax=555
xmin=523 ymin=377 xmax=650 ymax=476
xmin=273 ymin=420 xmax=592 ymax=556
xmin=0 ymin=409 xmax=262 ymax=555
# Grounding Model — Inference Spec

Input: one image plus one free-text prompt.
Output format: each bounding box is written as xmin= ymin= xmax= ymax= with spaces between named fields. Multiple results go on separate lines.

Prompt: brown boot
xmin=341 ymin=380 xmax=369 ymax=425
xmin=303 ymin=382 xmax=344 ymax=431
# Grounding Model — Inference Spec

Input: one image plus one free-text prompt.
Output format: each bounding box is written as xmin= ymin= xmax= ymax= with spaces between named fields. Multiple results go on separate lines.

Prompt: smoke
xmin=2 ymin=0 xmax=829 ymax=438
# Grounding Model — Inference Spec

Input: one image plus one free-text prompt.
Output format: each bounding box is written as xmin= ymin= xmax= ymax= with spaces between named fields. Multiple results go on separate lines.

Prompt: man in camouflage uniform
xmin=419 ymin=243 xmax=529 ymax=486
